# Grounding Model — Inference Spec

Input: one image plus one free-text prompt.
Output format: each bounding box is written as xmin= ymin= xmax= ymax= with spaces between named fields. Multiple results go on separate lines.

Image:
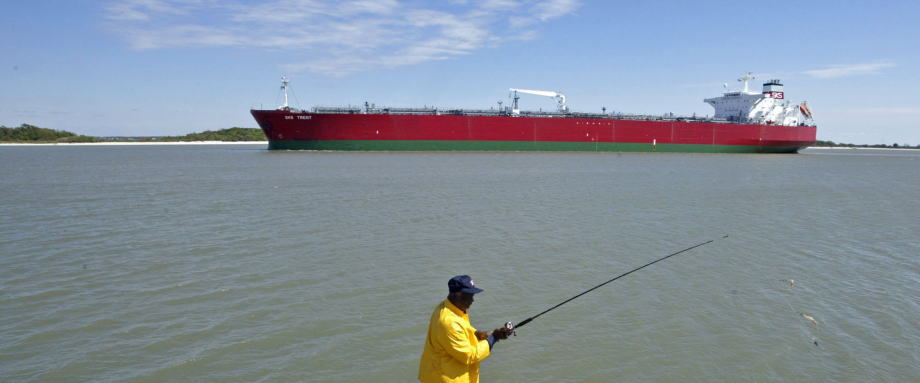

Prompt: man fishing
xmin=418 ymin=275 xmax=512 ymax=383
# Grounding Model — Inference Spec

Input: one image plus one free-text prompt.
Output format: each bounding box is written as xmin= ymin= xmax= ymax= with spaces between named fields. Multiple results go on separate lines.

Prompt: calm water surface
xmin=1 ymin=145 xmax=918 ymax=382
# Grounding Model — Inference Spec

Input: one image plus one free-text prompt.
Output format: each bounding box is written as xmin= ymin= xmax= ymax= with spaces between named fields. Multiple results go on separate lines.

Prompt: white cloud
xmin=803 ymin=61 xmax=895 ymax=79
xmin=104 ymin=0 xmax=580 ymax=76
xmin=846 ymin=107 xmax=920 ymax=115
xmin=105 ymin=0 xmax=186 ymax=21
xmin=511 ymin=0 xmax=579 ymax=27
xmin=535 ymin=0 xmax=579 ymax=21
xmin=124 ymin=25 xmax=247 ymax=49
xmin=344 ymin=0 xmax=399 ymax=15
xmin=479 ymin=0 xmax=520 ymax=11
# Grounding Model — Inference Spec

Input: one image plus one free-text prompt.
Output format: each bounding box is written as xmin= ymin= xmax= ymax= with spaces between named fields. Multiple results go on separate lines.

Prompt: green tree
xmin=0 ymin=124 xmax=98 ymax=142
xmin=168 ymin=127 xmax=265 ymax=141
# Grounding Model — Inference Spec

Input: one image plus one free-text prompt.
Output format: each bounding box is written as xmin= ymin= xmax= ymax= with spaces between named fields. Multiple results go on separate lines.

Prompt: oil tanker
xmin=251 ymin=74 xmax=816 ymax=153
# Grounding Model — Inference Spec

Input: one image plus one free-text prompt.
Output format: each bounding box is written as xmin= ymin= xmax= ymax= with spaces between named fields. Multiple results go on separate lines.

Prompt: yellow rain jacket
xmin=418 ymin=299 xmax=491 ymax=383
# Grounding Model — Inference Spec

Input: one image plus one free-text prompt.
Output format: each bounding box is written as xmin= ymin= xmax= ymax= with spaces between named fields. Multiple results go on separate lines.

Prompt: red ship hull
xmin=250 ymin=110 xmax=816 ymax=153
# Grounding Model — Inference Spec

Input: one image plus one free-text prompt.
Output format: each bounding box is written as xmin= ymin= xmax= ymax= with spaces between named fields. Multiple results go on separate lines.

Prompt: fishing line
xmin=779 ymin=279 xmax=821 ymax=347
xmin=746 ymin=279 xmax=822 ymax=374
xmin=509 ymin=235 xmax=728 ymax=331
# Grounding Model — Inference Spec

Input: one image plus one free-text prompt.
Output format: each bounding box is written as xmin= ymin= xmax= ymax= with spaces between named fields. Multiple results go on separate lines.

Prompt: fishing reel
xmin=505 ymin=321 xmax=516 ymax=337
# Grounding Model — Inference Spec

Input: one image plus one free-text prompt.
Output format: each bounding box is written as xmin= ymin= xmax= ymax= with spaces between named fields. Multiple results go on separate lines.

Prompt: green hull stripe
xmin=268 ymin=140 xmax=803 ymax=153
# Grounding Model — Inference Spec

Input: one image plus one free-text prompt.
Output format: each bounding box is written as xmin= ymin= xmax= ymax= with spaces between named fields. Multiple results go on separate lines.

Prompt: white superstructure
xmin=704 ymin=73 xmax=813 ymax=126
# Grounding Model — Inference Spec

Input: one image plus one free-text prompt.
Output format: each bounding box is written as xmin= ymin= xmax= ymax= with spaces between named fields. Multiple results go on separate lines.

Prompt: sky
xmin=1 ymin=0 xmax=918 ymax=144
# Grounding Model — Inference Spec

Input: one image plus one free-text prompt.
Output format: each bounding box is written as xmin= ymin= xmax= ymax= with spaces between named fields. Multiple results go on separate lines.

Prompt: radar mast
xmin=738 ymin=72 xmax=756 ymax=94
xmin=279 ymin=75 xmax=290 ymax=110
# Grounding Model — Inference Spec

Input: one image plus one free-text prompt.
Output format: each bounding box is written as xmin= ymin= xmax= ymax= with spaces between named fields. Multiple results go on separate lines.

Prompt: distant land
xmin=0 ymin=124 xmax=266 ymax=143
xmin=810 ymin=140 xmax=918 ymax=149
xmin=1 ymin=123 xmax=917 ymax=149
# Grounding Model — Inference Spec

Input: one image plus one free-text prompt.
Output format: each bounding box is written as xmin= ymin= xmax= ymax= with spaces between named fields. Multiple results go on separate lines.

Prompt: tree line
xmin=811 ymin=140 xmax=918 ymax=149
xmin=0 ymin=124 xmax=99 ymax=142
xmin=0 ymin=124 xmax=266 ymax=142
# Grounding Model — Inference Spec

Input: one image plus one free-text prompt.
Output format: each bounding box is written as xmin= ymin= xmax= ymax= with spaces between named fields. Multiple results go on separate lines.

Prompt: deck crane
xmin=509 ymin=88 xmax=568 ymax=115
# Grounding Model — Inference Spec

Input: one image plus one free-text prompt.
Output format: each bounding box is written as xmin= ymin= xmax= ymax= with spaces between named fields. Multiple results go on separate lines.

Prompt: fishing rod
xmin=507 ymin=235 xmax=728 ymax=332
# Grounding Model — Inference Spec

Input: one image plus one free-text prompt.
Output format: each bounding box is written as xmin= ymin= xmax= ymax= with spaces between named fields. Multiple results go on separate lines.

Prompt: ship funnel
xmin=762 ymin=79 xmax=784 ymax=99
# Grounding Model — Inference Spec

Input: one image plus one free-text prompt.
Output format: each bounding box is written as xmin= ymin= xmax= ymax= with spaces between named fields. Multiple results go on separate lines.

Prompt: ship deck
xmin=277 ymin=106 xmax=816 ymax=127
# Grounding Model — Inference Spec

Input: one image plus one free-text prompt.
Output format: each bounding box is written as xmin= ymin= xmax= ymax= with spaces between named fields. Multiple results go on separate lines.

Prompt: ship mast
xmin=738 ymin=72 xmax=755 ymax=94
xmin=279 ymin=75 xmax=290 ymax=110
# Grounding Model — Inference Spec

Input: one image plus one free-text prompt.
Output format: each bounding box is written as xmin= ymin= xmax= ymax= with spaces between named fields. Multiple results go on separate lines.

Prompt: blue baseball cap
xmin=448 ymin=275 xmax=483 ymax=294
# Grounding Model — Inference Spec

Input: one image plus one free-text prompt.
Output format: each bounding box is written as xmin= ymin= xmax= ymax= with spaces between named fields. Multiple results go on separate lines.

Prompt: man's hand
xmin=492 ymin=326 xmax=513 ymax=340
xmin=475 ymin=331 xmax=490 ymax=340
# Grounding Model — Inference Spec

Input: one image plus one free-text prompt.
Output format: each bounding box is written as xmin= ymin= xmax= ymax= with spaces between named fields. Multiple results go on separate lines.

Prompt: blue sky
xmin=2 ymin=0 xmax=918 ymax=144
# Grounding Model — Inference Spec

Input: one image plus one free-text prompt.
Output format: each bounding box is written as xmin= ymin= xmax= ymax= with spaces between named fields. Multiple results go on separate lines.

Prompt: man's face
xmin=454 ymin=292 xmax=475 ymax=311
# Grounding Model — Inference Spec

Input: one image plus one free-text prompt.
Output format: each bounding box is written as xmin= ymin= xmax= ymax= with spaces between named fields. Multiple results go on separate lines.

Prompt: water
xmin=1 ymin=145 xmax=918 ymax=382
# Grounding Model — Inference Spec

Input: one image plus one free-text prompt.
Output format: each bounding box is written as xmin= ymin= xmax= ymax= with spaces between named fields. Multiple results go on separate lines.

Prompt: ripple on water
xmin=1 ymin=147 xmax=918 ymax=382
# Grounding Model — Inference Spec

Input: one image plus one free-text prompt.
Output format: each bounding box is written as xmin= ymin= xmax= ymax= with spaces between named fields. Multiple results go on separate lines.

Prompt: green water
xmin=1 ymin=145 xmax=917 ymax=382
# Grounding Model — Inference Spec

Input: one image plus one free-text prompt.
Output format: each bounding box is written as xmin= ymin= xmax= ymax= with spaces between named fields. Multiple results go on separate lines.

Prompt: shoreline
xmin=802 ymin=146 xmax=918 ymax=151
xmin=0 ymin=141 xmax=268 ymax=146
